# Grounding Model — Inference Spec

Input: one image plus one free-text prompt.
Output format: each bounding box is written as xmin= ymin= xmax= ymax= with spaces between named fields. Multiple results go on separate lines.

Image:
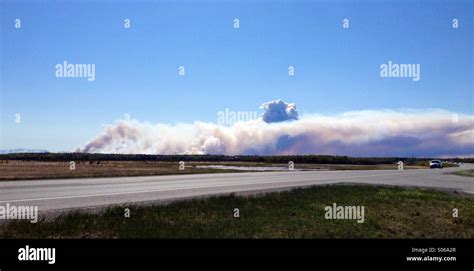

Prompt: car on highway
xmin=429 ymin=160 xmax=443 ymax=169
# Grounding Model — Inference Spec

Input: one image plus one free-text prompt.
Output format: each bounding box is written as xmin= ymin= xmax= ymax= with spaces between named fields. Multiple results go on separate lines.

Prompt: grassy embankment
xmin=452 ymin=169 xmax=474 ymax=177
xmin=1 ymin=185 xmax=472 ymax=238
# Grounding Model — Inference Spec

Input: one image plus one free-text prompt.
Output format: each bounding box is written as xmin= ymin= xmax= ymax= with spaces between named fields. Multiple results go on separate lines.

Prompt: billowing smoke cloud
xmin=77 ymin=101 xmax=474 ymax=157
xmin=260 ymin=99 xmax=298 ymax=123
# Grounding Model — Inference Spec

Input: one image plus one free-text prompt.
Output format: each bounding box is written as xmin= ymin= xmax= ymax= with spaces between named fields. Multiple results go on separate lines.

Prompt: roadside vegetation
xmin=1 ymin=185 xmax=472 ymax=238
xmin=452 ymin=169 xmax=474 ymax=177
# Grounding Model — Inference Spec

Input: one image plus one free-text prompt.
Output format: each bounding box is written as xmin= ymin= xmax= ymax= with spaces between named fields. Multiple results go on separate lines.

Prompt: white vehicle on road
xmin=429 ymin=160 xmax=443 ymax=169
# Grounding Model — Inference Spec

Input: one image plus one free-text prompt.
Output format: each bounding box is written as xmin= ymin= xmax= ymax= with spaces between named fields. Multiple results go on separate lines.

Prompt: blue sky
xmin=1 ymin=0 xmax=472 ymax=153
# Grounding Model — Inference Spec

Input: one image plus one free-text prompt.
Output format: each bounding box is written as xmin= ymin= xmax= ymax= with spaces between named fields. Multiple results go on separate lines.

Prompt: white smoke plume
xmin=77 ymin=100 xmax=474 ymax=157
xmin=260 ymin=99 xmax=299 ymax=123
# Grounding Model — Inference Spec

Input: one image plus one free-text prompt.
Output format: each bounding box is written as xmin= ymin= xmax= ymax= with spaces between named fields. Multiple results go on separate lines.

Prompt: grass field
xmin=1 ymin=185 xmax=472 ymax=238
xmin=0 ymin=160 xmax=240 ymax=180
xmin=0 ymin=160 xmax=428 ymax=181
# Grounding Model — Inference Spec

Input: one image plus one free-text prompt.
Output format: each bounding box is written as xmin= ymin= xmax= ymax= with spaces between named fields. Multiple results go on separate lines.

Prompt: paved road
xmin=0 ymin=164 xmax=473 ymax=213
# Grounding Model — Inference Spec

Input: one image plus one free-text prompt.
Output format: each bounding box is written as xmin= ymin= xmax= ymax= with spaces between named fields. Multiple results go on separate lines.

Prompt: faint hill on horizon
xmin=0 ymin=148 xmax=49 ymax=154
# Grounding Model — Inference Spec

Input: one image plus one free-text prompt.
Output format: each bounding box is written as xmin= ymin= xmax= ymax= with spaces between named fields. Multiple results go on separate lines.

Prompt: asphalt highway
xmin=0 ymin=164 xmax=472 ymax=213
